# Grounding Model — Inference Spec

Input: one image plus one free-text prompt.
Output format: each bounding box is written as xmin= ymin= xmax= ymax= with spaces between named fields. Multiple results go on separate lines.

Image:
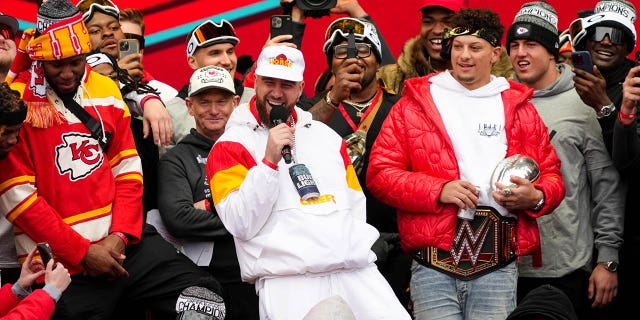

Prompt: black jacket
xmin=157 ymin=129 xmax=240 ymax=283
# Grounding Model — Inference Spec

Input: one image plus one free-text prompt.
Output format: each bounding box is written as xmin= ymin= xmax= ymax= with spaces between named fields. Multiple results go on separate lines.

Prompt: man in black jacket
xmin=307 ymin=17 xmax=410 ymax=311
xmin=156 ymin=65 xmax=258 ymax=320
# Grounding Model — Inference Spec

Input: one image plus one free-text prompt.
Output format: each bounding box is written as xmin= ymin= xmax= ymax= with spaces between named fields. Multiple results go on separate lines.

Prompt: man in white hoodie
xmin=206 ymin=45 xmax=410 ymax=320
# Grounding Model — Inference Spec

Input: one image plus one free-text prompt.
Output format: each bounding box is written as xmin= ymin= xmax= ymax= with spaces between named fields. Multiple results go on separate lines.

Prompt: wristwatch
xmin=532 ymin=193 xmax=545 ymax=211
xmin=597 ymin=103 xmax=616 ymax=118
xmin=325 ymin=92 xmax=339 ymax=109
xmin=599 ymin=261 xmax=618 ymax=272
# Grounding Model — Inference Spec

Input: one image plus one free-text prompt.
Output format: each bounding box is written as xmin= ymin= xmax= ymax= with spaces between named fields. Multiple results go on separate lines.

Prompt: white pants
xmin=257 ymin=264 xmax=411 ymax=320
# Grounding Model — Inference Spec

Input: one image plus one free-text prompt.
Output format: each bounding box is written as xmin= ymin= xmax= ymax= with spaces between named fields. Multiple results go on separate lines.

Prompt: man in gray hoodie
xmin=506 ymin=2 xmax=625 ymax=319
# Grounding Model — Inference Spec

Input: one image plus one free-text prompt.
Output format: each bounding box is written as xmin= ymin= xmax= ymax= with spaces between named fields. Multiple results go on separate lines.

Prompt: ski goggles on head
xmin=589 ymin=26 xmax=628 ymax=45
xmin=323 ymin=18 xmax=381 ymax=59
xmin=324 ymin=18 xmax=367 ymax=41
xmin=443 ymin=26 xmax=500 ymax=47
xmin=76 ymin=0 xmax=119 ymax=22
xmin=186 ymin=19 xmax=239 ymax=57
xmin=0 ymin=23 xmax=14 ymax=40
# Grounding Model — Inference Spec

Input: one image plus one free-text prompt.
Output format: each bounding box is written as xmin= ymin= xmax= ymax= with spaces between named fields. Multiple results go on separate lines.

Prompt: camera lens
xmin=120 ymin=42 xmax=129 ymax=51
xmin=272 ymin=16 xmax=282 ymax=28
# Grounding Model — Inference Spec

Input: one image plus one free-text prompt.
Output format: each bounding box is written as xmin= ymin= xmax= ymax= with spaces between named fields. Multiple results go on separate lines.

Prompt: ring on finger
xmin=501 ymin=188 xmax=512 ymax=197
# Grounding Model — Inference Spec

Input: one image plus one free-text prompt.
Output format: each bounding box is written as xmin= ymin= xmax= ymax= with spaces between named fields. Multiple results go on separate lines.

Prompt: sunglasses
xmin=125 ymin=33 xmax=145 ymax=49
xmin=334 ymin=43 xmax=371 ymax=59
xmin=186 ymin=20 xmax=238 ymax=56
xmin=589 ymin=26 xmax=628 ymax=45
xmin=443 ymin=27 xmax=499 ymax=47
xmin=325 ymin=18 xmax=366 ymax=41
xmin=0 ymin=23 xmax=14 ymax=40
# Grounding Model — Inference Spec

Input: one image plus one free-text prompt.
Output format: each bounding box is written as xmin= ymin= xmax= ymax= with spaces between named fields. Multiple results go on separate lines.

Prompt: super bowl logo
xmin=55 ymin=132 xmax=104 ymax=181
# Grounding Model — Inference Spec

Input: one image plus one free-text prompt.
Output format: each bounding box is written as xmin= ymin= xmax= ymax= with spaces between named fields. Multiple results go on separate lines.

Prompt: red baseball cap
xmin=418 ymin=0 xmax=464 ymax=12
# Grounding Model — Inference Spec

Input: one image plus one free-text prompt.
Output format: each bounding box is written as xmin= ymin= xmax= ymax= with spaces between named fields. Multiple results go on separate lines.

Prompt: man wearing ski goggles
xmin=323 ymin=17 xmax=382 ymax=65
xmin=185 ymin=20 xmax=239 ymax=57
xmin=165 ymin=18 xmax=250 ymax=151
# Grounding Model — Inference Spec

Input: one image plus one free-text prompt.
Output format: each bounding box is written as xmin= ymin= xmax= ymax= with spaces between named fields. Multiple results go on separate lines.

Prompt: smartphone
xmin=572 ymin=50 xmax=594 ymax=74
xmin=36 ymin=242 xmax=54 ymax=267
xmin=118 ymin=38 xmax=139 ymax=59
xmin=270 ymin=15 xmax=293 ymax=39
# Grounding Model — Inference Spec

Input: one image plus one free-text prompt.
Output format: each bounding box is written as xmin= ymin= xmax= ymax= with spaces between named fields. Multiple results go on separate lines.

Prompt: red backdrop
xmin=3 ymin=0 xmax=639 ymax=96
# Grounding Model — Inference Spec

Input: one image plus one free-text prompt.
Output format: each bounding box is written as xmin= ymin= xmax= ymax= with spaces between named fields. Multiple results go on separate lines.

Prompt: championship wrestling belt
xmin=412 ymin=206 xmax=517 ymax=281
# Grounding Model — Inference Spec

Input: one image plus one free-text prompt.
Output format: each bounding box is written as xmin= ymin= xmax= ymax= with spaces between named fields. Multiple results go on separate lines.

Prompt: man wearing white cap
xmin=206 ymin=46 xmax=410 ymax=319
xmin=157 ymin=66 xmax=260 ymax=320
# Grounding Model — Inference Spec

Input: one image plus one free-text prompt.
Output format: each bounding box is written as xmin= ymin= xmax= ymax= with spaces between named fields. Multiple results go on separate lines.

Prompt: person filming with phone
xmin=570 ymin=0 xmax=639 ymax=317
xmin=0 ymin=246 xmax=71 ymax=320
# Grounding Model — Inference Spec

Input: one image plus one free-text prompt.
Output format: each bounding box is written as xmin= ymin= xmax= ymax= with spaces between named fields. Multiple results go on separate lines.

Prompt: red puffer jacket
xmin=0 ymin=284 xmax=55 ymax=319
xmin=367 ymin=73 xmax=564 ymax=267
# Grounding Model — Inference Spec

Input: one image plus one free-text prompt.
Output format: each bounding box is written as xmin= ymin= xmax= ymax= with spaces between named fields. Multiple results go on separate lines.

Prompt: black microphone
xmin=269 ymin=105 xmax=292 ymax=164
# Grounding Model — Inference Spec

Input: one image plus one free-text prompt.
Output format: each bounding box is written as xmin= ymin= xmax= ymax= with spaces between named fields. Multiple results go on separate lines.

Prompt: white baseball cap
xmin=188 ymin=65 xmax=236 ymax=97
xmin=255 ymin=46 xmax=305 ymax=82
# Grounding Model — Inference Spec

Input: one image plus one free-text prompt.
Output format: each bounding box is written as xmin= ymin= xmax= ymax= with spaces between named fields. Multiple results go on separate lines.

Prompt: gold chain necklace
xmin=344 ymin=96 xmax=375 ymax=118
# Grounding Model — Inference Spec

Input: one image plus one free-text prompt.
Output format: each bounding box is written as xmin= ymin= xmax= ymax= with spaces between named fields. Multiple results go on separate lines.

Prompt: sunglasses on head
xmin=0 ymin=24 xmax=14 ymax=40
xmin=186 ymin=20 xmax=238 ymax=56
xmin=125 ymin=33 xmax=145 ymax=49
xmin=443 ymin=27 xmax=500 ymax=47
xmin=325 ymin=18 xmax=366 ymax=41
xmin=333 ymin=43 xmax=371 ymax=59
xmin=589 ymin=26 xmax=628 ymax=45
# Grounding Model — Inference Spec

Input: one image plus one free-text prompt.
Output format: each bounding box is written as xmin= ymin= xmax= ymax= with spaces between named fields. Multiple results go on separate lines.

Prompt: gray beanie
xmin=506 ymin=1 xmax=559 ymax=59
xmin=36 ymin=0 xmax=80 ymax=34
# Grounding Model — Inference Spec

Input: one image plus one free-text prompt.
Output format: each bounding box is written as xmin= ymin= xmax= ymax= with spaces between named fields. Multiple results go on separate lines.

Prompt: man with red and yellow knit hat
xmin=0 ymin=0 xmax=222 ymax=318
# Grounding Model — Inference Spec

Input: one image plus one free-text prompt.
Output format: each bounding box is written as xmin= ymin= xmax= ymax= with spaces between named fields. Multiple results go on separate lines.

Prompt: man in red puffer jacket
xmin=367 ymin=8 xmax=565 ymax=320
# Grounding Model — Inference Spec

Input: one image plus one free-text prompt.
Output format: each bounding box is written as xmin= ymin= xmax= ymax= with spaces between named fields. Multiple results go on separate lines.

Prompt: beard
xmin=255 ymin=97 xmax=271 ymax=128
xmin=255 ymin=96 xmax=292 ymax=128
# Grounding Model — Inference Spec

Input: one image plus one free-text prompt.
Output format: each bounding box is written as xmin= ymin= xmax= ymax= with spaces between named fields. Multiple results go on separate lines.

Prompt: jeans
xmin=411 ymin=260 xmax=517 ymax=320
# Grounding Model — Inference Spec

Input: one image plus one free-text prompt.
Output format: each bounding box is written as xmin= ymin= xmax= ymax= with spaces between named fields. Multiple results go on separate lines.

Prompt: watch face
xmin=602 ymin=106 xmax=612 ymax=116
xmin=608 ymin=261 xmax=618 ymax=272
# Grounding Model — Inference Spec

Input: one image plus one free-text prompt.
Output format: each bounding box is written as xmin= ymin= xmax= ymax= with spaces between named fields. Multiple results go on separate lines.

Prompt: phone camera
xmin=120 ymin=41 xmax=129 ymax=51
xmin=272 ymin=16 xmax=283 ymax=28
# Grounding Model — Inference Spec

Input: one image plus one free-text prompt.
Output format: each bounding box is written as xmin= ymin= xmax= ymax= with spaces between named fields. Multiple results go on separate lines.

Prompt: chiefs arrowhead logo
xmin=517 ymin=27 xmax=529 ymax=35
xmin=56 ymin=133 xmax=104 ymax=181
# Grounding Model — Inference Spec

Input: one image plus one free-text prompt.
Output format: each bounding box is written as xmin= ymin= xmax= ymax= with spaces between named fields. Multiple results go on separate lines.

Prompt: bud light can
xmin=289 ymin=163 xmax=320 ymax=201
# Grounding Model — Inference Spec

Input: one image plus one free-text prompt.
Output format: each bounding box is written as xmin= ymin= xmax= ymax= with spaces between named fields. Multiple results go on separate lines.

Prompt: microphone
xmin=269 ymin=105 xmax=292 ymax=164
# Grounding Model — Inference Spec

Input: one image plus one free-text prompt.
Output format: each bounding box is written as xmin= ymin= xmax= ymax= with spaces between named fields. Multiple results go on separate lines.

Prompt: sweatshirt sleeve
xmin=157 ymin=149 xmax=229 ymax=240
xmin=207 ymin=140 xmax=279 ymax=241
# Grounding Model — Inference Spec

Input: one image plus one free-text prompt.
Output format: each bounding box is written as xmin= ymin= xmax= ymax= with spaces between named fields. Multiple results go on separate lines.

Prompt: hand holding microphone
xmin=268 ymin=105 xmax=294 ymax=164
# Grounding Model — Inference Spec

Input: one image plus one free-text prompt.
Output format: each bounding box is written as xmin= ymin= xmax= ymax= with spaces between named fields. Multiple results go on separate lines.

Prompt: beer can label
xmin=289 ymin=164 xmax=320 ymax=200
